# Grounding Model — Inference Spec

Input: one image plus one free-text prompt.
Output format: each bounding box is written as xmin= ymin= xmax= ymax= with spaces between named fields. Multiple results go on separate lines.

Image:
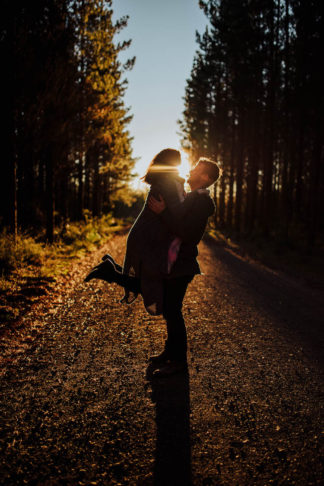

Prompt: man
xmin=147 ymin=157 xmax=220 ymax=377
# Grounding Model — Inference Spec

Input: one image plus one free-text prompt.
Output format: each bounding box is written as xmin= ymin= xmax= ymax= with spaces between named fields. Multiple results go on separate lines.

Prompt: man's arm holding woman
xmin=148 ymin=192 xmax=214 ymax=244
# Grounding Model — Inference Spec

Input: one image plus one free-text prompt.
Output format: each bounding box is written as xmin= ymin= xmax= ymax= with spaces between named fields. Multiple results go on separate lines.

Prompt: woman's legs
xmin=113 ymin=271 xmax=141 ymax=295
xmin=85 ymin=258 xmax=141 ymax=294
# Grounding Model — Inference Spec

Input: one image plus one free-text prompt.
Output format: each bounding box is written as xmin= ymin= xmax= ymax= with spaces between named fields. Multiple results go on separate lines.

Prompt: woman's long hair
xmin=142 ymin=148 xmax=181 ymax=184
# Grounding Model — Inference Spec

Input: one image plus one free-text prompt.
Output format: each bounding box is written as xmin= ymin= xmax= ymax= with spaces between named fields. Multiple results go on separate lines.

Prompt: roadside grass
xmin=207 ymin=226 xmax=324 ymax=289
xmin=0 ymin=212 xmax=126 ymax=327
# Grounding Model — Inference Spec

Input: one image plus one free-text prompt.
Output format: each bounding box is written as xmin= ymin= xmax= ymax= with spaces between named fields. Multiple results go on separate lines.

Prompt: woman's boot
xmin=84 ymin=259 xmax=117 ymax=283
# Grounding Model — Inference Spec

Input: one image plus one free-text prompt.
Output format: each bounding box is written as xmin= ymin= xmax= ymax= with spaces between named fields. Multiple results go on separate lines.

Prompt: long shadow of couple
xmin=146 ymin=363 xmax=192 ymax=486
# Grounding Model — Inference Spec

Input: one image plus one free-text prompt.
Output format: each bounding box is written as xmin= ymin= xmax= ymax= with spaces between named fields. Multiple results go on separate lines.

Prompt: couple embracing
xmin=85 ymin=149 xmax=220 ymax=377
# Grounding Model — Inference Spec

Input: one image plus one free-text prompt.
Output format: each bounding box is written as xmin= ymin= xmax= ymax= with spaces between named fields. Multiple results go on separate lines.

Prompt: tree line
xmin=180 ymin=0 xmax=323 ymax=247
xmin=0 ymin=0 xmax=135 ymax=242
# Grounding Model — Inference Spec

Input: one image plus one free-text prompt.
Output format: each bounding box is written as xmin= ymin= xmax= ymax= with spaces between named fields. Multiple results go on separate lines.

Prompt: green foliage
xmin=58 ymin=211 xmax=123 ymax=257
xmin=0 ymin=230 xmax=45 ymax=275
xmin=77 ymin=0 xmax=136 ymax=201
xmin=0 ymin=214 xmax=123 ymax=280
xmin=0 ymin=0 xmax=135 ymax=238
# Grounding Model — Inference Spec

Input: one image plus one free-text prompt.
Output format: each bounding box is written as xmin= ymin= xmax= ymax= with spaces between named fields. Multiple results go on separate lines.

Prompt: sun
xmin=178 ymin=151 xmax=191 ymax=179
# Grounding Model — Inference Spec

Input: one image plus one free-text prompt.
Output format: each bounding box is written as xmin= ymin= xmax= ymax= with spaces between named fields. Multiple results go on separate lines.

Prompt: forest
xmin=0 ymin=0 xmax=323 ymax=272
xmin=180 ymin=0 xmax=323 ymax=249
xmin=0 ymin=0 xmax=136 ymax=244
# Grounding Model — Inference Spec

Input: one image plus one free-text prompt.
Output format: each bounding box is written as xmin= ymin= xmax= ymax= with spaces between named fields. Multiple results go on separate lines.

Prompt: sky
xmin=112 ymin=0 xmax=208 ymax=185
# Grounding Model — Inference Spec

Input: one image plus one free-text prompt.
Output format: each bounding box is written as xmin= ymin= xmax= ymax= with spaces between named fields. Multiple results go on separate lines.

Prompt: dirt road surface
xmin=0 ymin=234 xmax=323 ymax=485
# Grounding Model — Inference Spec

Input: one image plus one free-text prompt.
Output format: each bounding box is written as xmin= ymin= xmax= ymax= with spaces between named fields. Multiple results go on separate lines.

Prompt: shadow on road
xmin=146 ymin=364 xmax=192 ymax=486
xmin=203 ymin=234 xmax=324 ymax=367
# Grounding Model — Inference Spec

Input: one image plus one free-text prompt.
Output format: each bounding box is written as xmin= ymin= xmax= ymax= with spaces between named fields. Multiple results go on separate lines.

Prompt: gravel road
xmin=0 ymin=234 xmax=323 ymax=485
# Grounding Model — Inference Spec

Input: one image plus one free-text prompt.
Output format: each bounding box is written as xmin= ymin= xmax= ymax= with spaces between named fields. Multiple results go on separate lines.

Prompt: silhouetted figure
xmin=85 ymin=154 xmax=221 ymax=377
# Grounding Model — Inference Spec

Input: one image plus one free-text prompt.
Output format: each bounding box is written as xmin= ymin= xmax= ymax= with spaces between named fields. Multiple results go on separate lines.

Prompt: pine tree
xmin=0 ymin=0 xmax=135 ymax=241
xmin=180 ymin=0 xmax=324 ymax=246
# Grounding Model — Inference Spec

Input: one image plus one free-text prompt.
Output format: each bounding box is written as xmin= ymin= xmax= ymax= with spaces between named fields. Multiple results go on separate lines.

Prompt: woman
xmin=85 ymin=148 xmax=185 ymax=315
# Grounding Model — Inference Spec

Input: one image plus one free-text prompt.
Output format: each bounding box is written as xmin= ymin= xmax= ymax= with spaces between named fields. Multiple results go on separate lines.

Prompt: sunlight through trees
xmin=0 ymin=0 xmax=135 ymax=242
xmin=180 ymin=0 xmax=323 ymax=247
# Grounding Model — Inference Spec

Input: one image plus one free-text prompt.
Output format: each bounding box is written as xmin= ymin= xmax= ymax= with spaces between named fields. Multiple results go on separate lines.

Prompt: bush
xmin=0 ymin=230 xmax=45 ymax=275
xmin=0 ymin=212 xmax=124 ymax=278
xmin=59 ymin=212 xmax=122 ymax=255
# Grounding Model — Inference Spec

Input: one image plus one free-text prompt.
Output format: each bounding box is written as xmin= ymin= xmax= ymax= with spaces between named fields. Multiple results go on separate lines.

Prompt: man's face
xmin=187 ymin=163 xmax=210 ymax=189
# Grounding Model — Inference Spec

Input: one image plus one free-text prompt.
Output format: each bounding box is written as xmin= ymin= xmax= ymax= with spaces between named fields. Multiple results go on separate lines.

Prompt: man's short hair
xmin=198 ymin=157 xmax=221 ymax=186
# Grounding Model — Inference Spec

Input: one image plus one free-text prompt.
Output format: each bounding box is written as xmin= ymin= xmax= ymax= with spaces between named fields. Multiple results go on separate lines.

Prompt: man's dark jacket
xmin=160 ymin=189 xmax=215 ymax=278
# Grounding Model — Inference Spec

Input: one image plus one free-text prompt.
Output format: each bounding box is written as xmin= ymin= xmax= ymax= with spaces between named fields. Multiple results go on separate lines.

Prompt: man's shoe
xmin=149 ymin=350 xmax=170 ymax=367
xmin=153 ymin=361 xmax=187 ymax=378
xmin=84 ymin=259 xmax=116 ymax=283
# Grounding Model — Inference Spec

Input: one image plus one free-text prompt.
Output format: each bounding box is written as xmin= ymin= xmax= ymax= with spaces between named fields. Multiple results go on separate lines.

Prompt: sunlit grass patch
xmin=0 ymin=230 xmax=45 ymax=275
xmin=0 ymin=213 xmax=126 ymax=325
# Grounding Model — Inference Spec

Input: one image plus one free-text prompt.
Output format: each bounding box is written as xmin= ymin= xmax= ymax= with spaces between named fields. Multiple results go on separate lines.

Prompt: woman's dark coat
xmin=122 ymin=171 xmax=185 ymax=315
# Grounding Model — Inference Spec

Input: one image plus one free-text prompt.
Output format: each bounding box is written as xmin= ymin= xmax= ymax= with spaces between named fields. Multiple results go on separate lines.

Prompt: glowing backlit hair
xmin=142 ymin=148 xmax=181 ymax=184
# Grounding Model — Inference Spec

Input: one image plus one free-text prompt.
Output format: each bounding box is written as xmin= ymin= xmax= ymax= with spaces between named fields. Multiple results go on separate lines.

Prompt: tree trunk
xmin=307 ymin=120 xmax=322 ymax=246
xmin=234 ymin=116 xmax=245 ymax=235
xmin=45 ymin=150 xmax=55 ymax=242
xmin=226 ymin=118 xmax=236 ymax=228
xmin=92 ymin=151 xmax=100 ymax=217
xmin=218 ymin=167 xmax=226 ymax=229
xmin=77 ymin=154 xmax=84 ymax=219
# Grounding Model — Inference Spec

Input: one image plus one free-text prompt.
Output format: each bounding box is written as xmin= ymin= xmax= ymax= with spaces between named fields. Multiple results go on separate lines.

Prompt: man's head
xmin=187 ymin=157 xmax=221 ymax=190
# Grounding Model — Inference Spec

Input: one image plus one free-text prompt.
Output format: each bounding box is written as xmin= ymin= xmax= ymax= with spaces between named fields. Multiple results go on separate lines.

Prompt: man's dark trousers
xmin=162 ymin=275 xmax=193 ymax=363
xmin=111 ymin=272 xmax=193 ymax=362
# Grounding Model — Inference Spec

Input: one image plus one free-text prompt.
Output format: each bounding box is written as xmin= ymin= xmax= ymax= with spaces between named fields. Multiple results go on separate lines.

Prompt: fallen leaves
xmin=0 ymin=236 xmax=323 ymax=484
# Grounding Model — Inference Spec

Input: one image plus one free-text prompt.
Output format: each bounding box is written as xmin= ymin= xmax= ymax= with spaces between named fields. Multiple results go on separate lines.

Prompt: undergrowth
xmin=0 ymin=212 xmax=124 ymax=291
xmin=207 ymin=224 xmax=324 ymax=288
